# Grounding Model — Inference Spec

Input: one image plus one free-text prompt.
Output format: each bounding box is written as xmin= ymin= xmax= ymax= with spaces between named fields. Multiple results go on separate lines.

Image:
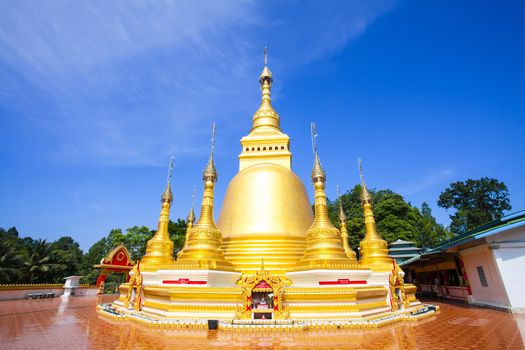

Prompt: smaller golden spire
xmin=175 ymin=124 xmax=235 ymax=271
xmin=161 ymin=156 xmax=174 ymax=202
xmin=357 ymin=158 xmax=392 ymax=270
xmin=177 ymin=185 xmax=196 ymax=259
xmin=310 ymin=122 xmax=326 ymax=182
xmin=141 ymin=156 xmax=176 ymax=270
xmin=203 ymin=122 xmax=218 ymax=182
xmin=359 ymin=157 xmax=372 ymax=205
xmin=251 ymin=47 xmax=280 ymax=133
xmin=186 ymin=185 xmax=197 ymax=228
xmin=337 ymin=185 xmax=357 ymax=262
xmin=296 ymin=123 xmax=358 ymax=270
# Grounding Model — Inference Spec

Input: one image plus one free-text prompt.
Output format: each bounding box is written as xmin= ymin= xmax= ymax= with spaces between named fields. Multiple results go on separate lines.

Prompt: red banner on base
xmin=318 ymin=278 xmax=366 ymax=285
xmin=163 ymin=278 xmax=207 ymax=285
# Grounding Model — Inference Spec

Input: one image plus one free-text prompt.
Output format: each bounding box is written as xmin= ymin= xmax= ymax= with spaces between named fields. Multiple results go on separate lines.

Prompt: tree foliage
xmin=23 ymin=239 xmax=56 ymax=283
xmin=0 ymin=240 xmax=23 ymax=283
xmin=330 ymin=185 xmax=450 ymax=251
xmin=438 ymin=177 xmax=511 ymax=234
xmin=48 ymin=237 xmax=84 ymax=283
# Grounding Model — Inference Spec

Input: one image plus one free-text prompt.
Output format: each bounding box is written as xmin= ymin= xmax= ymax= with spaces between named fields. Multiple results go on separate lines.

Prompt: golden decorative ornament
xmin=140 ymin=157 xmax=176 ymax=271
xmin=358 ymin=158 xmax=393 ymax=271
xmin=175 ymin=124 xmax=235 ymax=271
xmin=295 ymin=123 xmax=359 ymax=270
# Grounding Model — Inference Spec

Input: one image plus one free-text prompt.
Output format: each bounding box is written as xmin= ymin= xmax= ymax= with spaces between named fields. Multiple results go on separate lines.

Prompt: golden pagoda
xmin=102 ymin=49 xmax=435 ymax=328
xmin=139 ymin=156 xmax=176 ymax=271
xmin=358 ymin=158 xmax=394 ymax=271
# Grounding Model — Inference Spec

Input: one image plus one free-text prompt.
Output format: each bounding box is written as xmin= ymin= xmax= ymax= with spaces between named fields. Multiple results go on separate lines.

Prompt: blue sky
xmin=1 ymin=1 xmax=524 ymax=251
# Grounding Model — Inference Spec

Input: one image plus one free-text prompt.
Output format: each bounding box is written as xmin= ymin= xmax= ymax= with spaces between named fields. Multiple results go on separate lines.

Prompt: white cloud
xmin=0 ymin=0 xmax=395 ymax=165
xmin=397 ymin=169 xmax=456 ymax=196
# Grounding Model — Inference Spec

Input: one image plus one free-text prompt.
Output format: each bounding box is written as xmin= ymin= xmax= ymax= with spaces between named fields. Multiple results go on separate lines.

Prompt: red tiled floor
xmin=0 ymin=296 xmax=523 ymax=349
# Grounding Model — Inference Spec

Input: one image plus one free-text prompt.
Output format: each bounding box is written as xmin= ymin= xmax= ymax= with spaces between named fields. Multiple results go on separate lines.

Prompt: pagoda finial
xmin=336 ymin=185 xmax=346 ymax=222
xmin=337 ymin=185 xmax=356 ymax=261
xmin=161 ymin=156 xmax=174 ymax=203
xmin=186 ymin=185 xmax=197 ymax=228
xmin=296 ymin=124 xmax=356 ymax=269
xmin=210 ymin=122 xmax=216 ymax=157
xmin=203 ymin=123 xmax=218 ymax=182
xmin=311 ymin=121 xmax=318 ymax=156
xmin=175 ymin=125 xmax=234 ymax=271
xmin=141 ymin=157 xmax=176 ymax=270
xmin=167 ymin=155 xmax=174 ymax=184
xmin=358 ymin=157 xmax=372 ymax=204
xmin=357 ymin=158 xmax=392 ymax=270
xmin=191 ymin=184 xmax=196 ymax=207
xmin=310 ymin=122 xmax=326 ymax=183
xmin=252 ymin=47 xmax=280 ymax=133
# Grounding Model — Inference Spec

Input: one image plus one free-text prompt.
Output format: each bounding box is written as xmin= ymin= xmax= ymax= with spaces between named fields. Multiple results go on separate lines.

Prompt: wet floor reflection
xmin=0 ymin=296 xmax=523 ymax=349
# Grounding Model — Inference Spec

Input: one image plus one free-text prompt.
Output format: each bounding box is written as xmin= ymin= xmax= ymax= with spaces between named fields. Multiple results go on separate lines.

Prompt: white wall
xmin=460 ymin=245 xmax=509 ymax=308
xmin=490 ymin=225 xmax=525 ymax=313
xmin=0 ymin=286 xmax=98 ymax=300
xmin=0 ymin=287 xmax=64 ymax=301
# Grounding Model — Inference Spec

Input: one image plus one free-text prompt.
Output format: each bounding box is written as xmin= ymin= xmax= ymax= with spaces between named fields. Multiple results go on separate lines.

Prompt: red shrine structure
xmin=94 ymin=244 xmax=134 ymax=294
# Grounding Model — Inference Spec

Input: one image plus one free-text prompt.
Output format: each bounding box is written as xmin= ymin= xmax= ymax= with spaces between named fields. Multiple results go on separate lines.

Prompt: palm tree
xmin=23 ymin=239 xmax=55 ymax=283
xmin=0 ymin=240 xmax=23 ymax=283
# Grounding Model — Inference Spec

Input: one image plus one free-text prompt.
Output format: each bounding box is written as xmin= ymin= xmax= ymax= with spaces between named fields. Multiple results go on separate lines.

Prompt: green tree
xmin=81 ymin=237 xmax=109 ymax=284
xmin=115 ymin=226 xmax=155 ymax=261
xmin=415 ymin=203 xmax=450 ymax=249
xmin=168 ymin=219 xmax=187 ymax=254
xmin=23 ymin=239 xmax=56 ymax=283
xmin=438 ymin=177 xmax=511 ymax=234
xmin=0 ymin=240 xmax=24 ymax=283
xmin=331 ymin=186 xmax=450 ymax=252
xmin=47 ymin=236 xmax=84 ymax=283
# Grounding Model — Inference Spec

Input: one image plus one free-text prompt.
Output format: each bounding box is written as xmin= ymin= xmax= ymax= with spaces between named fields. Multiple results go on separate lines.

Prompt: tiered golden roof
xmin=358 ymin=158 xmax=393 ymax=271
xmin=140 ymin=157 xmax=176 ymax=271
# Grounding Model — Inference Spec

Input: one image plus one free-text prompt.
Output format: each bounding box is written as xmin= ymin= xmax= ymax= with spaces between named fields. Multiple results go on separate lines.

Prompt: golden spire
xmin=310 ymin=124 xmax=326 ymax=182
xmin=296 ymin=123 xmax=358 ymax=270
xmin=177 ymin=185 xmax=196 ymax=259
xmin=186 ymin=185 xmax=197 ymax=228
xmin=140 ymin=156 xmax=176 ymax=270
xmin=357 ymin=158 xmax=392 ymax=270
xmin=203 ymin=123 xmax=218 ymax=182
xmin=175 ymin=124 xmax=235 ymax=271
xmin=251 ymin=46 xmax=281 ymax=133
xmin=337 ymin=185 xmax=357 ymax=262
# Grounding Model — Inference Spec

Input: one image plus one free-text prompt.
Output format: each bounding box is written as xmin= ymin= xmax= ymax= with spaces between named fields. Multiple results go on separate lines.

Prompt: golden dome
xmin=217 ymin=163 xmax=314 ymax=273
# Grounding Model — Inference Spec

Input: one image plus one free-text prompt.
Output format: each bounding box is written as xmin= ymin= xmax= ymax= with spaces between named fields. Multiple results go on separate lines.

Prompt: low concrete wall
xmin=0 ymin=284 xmax=98 ymax=301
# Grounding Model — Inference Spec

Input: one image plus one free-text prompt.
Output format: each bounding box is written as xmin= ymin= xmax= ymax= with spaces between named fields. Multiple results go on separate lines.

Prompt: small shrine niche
xmin=236 ymin=262 xmax=292 ymax=320
xmin=252 ymin=281 xmax=274 ymax=319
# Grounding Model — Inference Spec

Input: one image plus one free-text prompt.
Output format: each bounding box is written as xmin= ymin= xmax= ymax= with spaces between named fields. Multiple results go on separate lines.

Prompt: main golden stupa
xmin=99 ymin=51 xmax=435 ymax=329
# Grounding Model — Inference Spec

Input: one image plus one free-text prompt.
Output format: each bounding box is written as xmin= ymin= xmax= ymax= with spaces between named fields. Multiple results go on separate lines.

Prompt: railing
xmin=417 ymin=284 xmax=469 ymax=301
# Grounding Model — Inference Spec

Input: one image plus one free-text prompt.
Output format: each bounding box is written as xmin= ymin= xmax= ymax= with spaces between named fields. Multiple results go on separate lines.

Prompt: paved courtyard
xmin=0 ymin=295 xmax=523 ymax=349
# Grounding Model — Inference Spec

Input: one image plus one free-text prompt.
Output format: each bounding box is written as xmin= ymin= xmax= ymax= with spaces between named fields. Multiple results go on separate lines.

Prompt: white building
xmin=402 ymin=211 xmax=525 ymax=313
